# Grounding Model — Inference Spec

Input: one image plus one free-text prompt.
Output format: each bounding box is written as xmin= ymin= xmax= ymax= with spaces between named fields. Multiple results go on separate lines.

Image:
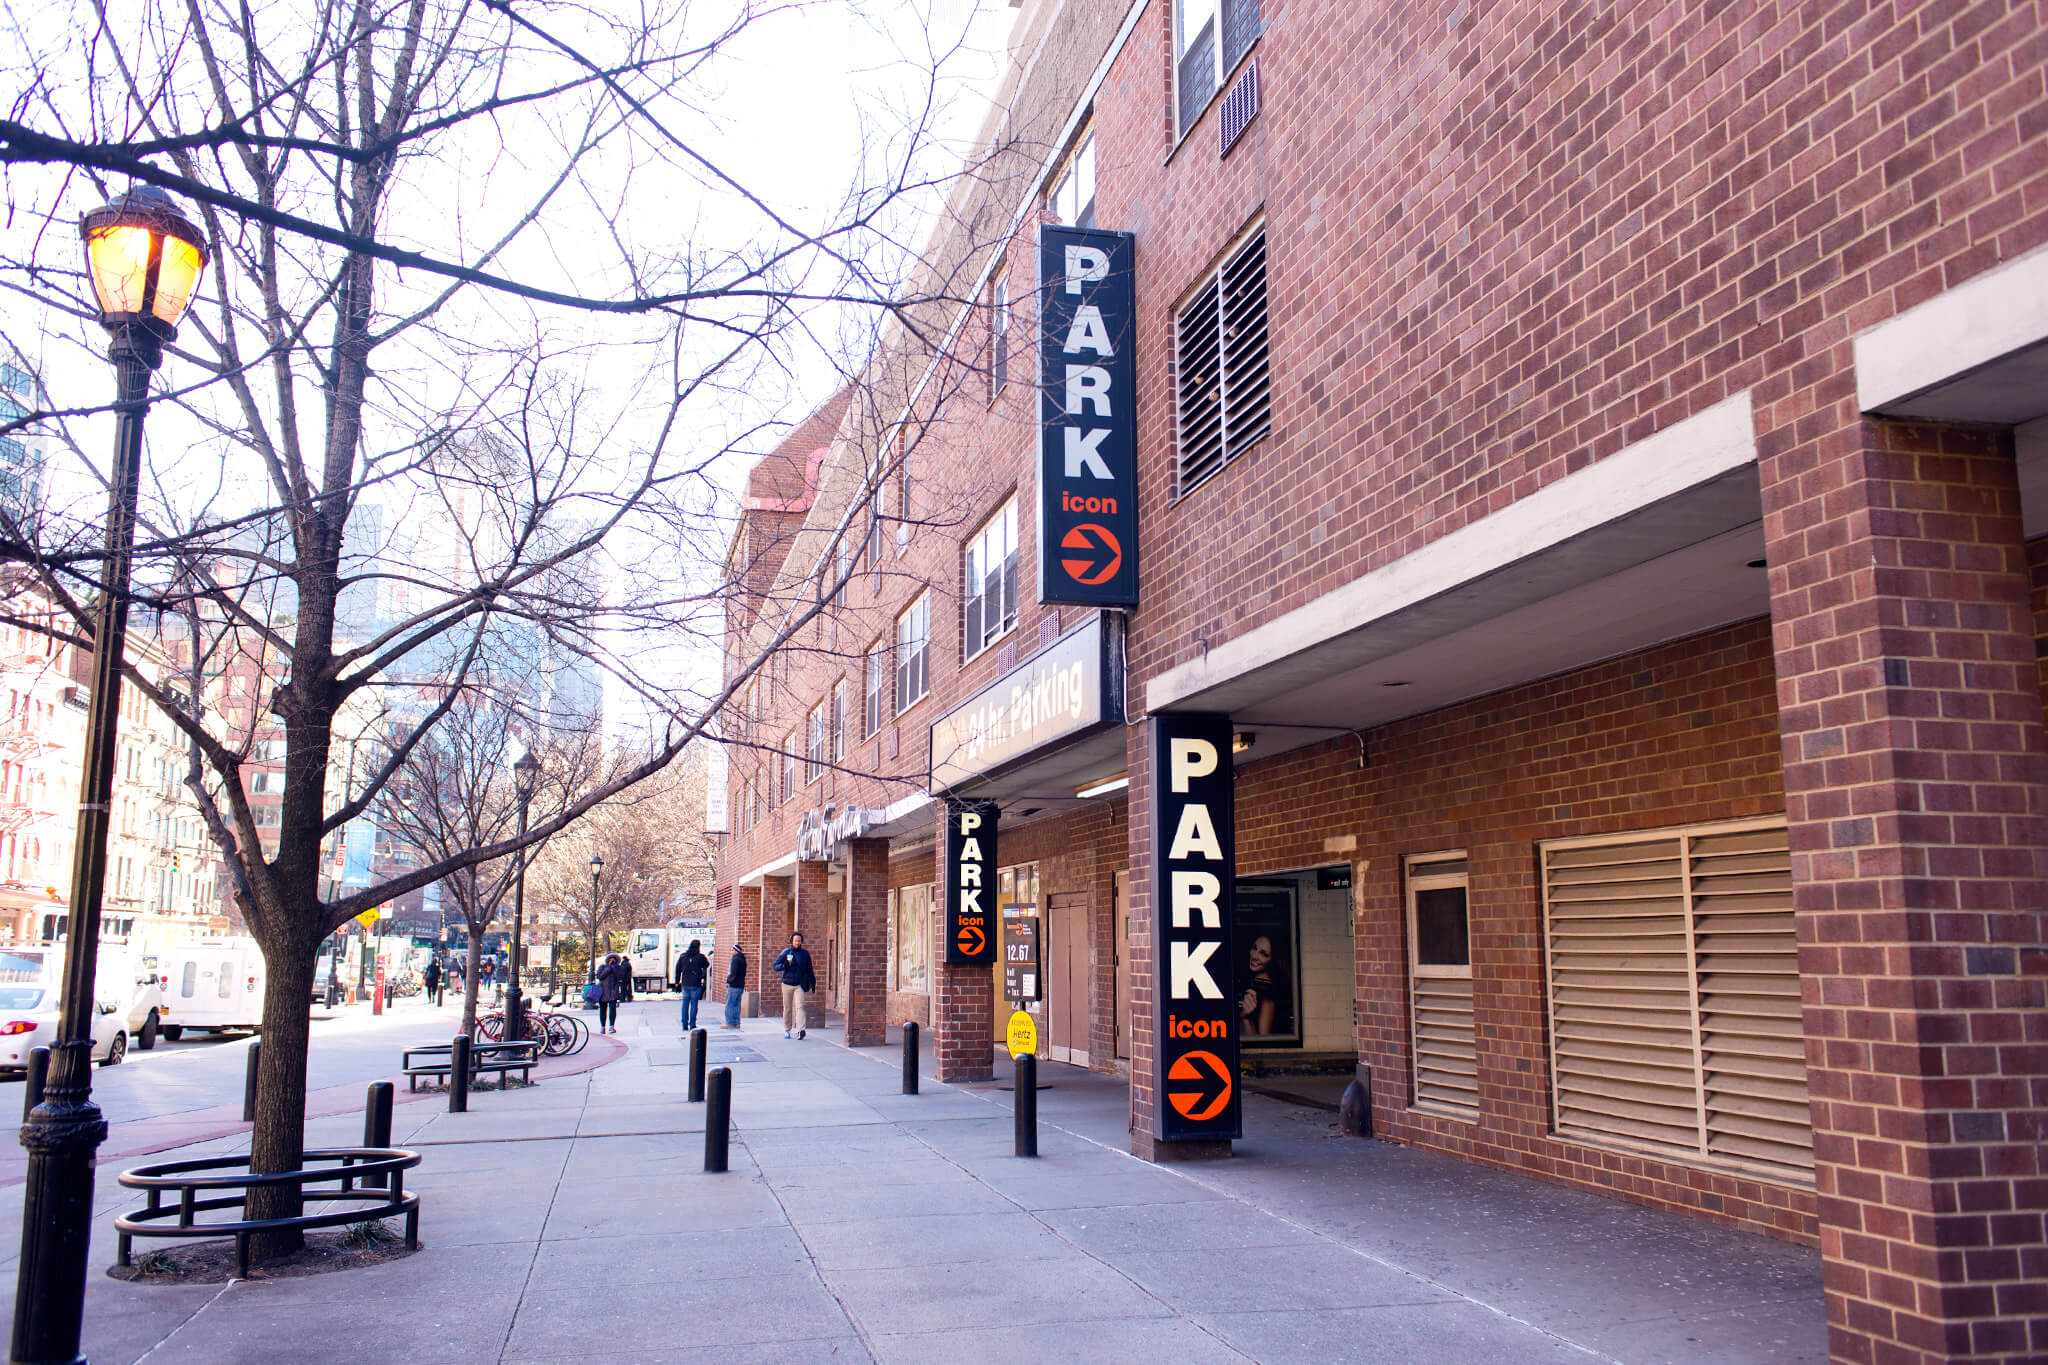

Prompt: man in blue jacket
xmin=771 ymin=932 xmax=816 ymax=1040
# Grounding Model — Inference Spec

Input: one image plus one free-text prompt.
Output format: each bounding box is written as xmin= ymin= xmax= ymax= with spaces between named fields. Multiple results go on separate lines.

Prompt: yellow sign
xmin=354 ymin=909 xmax=381 ymax=931
xmin=1006 ymin=1009 xmax=1038 ymax=1059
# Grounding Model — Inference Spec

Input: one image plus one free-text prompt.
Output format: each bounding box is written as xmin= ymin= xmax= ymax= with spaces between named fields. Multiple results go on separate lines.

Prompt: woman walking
xmin=596 ymin=953 xmax=625 ymax=1034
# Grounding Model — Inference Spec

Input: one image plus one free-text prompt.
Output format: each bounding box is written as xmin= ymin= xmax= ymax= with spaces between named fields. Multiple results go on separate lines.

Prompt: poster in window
xmin=1234 ymin=880 xmax=1299 ymax=1048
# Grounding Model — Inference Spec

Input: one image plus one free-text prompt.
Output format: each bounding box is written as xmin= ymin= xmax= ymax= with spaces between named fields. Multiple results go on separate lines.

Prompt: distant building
xmin=0 ymin=360 xmax=48 ymax=530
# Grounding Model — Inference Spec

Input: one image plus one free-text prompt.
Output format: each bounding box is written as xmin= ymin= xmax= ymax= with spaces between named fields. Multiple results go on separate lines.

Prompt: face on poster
xmin=1233 ymin=881 xmax=1300 ymax=1048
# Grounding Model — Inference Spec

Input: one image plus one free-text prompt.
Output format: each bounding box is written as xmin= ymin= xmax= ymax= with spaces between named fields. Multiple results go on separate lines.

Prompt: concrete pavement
xmin=0 ymin=997 xmax=1825 ymax=1362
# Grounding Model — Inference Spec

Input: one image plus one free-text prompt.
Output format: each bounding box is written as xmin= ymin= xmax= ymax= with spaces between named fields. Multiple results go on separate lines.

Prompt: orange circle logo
xmin=1166 ymin=1048 xmax=1233 ymax=1121
xmin=1060 ymin=523 xmax=1122 ymax=585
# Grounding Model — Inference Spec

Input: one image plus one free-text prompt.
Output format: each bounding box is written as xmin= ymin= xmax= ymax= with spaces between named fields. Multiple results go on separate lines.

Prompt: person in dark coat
xmin=595 ymin=953 xmax=625 ymax=1034
xmin=722 ymin=945 xmax=747 ymax=1029
xmin=673 ymin=939 xmax=710 ymax=1031
xmin=771 ymin=932 xmax=816 ymax=1040
xmin=422 ymin=957 xmax=441 ymax=1006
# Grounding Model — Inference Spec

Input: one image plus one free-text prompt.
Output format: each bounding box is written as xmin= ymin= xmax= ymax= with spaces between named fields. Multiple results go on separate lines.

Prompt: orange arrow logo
xmin=1167 ymin=1049 xmax=1233 ymax=1121
xmin=956 ymin=923 xmax=986 ymax=956
xmin=1060 ymin=523 xmax=1122 ymax=586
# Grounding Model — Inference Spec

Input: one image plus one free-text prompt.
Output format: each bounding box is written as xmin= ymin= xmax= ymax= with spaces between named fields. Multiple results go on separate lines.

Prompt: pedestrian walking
xmin=595 ymin=953 xmax=625 ymax=1033
xmin=771 ymin=932 xmax=815 ymax=1040
xmin=673 ymin=939 xmax=709 ymax=1031
xmin=722 ymin=944 xmax=747 ymax=1029
xmin=422 ymin=957 xmax=441 ymax=1006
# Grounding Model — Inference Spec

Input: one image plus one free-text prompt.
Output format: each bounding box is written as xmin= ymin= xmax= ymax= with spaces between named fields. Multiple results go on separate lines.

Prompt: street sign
xmin=1002 ymin=915 xmax=1041 ymax=1001
xmin=1006 ymin=1009 xmax=1038 ymax=1059
xmin=354 ymin=908 xmax=380 ymax=931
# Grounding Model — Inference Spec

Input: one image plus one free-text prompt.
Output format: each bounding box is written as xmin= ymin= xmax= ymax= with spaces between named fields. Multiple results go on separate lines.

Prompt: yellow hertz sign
xmin=1006 ymin=1009 xmax=1038 ymax=1059
xmin=354 ymin=908 xmax=383 ymax=930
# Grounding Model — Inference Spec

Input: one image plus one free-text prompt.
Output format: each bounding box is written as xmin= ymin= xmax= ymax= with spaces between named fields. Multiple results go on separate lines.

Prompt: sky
xmin=1 ymin=0 xmax=1022 ymax=745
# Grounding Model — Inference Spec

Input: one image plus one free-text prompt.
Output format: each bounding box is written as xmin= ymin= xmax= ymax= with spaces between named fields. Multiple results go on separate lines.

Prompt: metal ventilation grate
xmin=1219 ymin=59 xmax=1260 ymax=156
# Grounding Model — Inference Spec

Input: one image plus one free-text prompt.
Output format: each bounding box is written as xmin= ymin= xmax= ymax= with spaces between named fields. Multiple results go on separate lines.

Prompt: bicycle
xmin=475 ymin=1009 xmax=587 ymax=1057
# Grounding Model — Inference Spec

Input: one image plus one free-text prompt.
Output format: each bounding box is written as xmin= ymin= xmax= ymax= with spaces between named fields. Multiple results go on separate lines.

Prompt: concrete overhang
xmin=1146 ymin=393 xmax=1770 ymax=750
xmin=1856 ymin=242 xmax=2048 ymax=427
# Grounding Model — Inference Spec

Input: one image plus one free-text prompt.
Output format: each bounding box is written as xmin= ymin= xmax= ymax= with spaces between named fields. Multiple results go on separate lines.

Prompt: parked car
xmin=0 ymin=945 xmax=170 ymax=1049
xmin=0 ymin=983 xmax=129 ymax=1073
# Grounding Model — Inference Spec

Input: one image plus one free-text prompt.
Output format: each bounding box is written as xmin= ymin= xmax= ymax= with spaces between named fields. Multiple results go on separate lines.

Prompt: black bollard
xmin=363 ymin=1081 xmax=394 ymax=1189
xmin=688 ymin=1028 xmax=707 ymax=1103
xmin=1014 ymin=1052 xmax=1038 ymax=1157
xmin=450 ymin=1034 xmax=472 ymax=1113
xmin=703 ymin=1066 xmax=731 ymax=1172
xmin=901 ymin=1021 xmax=920 ymax=1095
xmin=242 ymin=1038 xmax=260 ymax=1122
xmin=21 ymin=1046 xmax=48 ymax=1121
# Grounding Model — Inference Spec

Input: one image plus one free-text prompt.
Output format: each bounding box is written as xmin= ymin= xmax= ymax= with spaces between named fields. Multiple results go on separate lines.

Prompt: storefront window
xmin=890 ymin=884 xmax=932 ymax=992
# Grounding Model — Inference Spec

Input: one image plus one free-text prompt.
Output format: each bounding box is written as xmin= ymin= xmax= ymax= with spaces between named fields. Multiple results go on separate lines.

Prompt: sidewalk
xmin=0 ymin=1000 xmax=1825 ymax=1363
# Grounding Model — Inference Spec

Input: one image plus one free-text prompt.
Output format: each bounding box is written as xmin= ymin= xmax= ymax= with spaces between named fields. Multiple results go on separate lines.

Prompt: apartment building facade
xmin=712 ymin=2 xmax=2048 ymax=1359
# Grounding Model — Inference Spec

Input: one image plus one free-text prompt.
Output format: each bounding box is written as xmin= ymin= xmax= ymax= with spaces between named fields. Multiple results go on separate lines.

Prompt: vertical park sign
xmin=1037 ymin=224 xmax=1137 ymax=608
xmin=944 ymin=801 xmax=999 ymax=966
xmin=1152 ymin=713 xmax=1241 ymax=1141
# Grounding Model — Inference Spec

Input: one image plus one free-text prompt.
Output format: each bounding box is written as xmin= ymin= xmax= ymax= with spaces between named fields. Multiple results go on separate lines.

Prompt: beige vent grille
xmin=1541 ymin=819 xmax=1811 ymax=1185
xmin=1413 ymin=976 xmax=1478 ymax=1118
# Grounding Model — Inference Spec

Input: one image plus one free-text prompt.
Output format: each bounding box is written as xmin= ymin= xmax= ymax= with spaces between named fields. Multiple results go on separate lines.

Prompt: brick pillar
xmin=794 ymin=858 xmax=831 ymax=1014
xmin=931 ymin=806 xmax=993 ymax=1082
xmin=1764 ymin=415 xmax=2048 ymax=1364
xmin=843 ymin=838 xmax=888 ymax=1047
xmin=757 ymin=875 xmax=790 ymax=1019
xmin=734 ymin=884 xmax=762 ymax=1015
xmin=1123 ymin=726 xmax=1164 ymax=1160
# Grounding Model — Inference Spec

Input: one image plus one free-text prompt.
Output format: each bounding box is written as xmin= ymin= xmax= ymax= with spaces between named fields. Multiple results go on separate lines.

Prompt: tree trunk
xmin=245 ymin=942 xmax=317 ymax=1258
xmin=460 ymin=934 xmax=484 ymax=1041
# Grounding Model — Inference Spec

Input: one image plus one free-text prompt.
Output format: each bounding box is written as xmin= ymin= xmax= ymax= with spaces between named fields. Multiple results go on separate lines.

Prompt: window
xmin=1175 ymin=227 xmax=1270 ymax=494
xmin=1407 ymin=853 xmax=1476 ymax=1121
xmin=780 ymin=733 xmax=797 ymax=805
xmin=1541 ymin=818 xmax=1811 ymax=1184
xmin=805 ymin=705 xmax=825 ymax=785
xmin=894 ymin=596 xmax=929 ymax=713
xmin=831 ymin=681 xmax=848 ymax=764
xmin=988 ymin=267 xmax=1011 ymax=397
xmin=963 ymin=499 xmax=1019 ymax=660
xmin=1175 ymin=0 xmax=1260 ymax=136
xmin=866 ymin=484 xmax=886 ymax=583
xmin=864 ymin=639 xmax=888 ymax=739
xmin=1050 ymin=131 xmax=1096 ymax=228
xmin=888 ymin=883 xmax=933 ymax=992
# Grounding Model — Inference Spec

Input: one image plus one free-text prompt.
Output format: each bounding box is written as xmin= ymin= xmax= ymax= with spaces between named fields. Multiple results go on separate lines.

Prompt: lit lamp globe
xmin=78 ymin=185 xmax=209 ymax=364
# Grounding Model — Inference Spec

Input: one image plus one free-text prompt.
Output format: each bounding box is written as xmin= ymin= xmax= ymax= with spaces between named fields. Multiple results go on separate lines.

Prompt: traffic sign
xmin=1006 ymin=1009 xmax=1038 ymax=1060
xmin=354 ymin=908 xmax=381 ymax=931
xmin=1166 ymin=1049 xmax=1233 ymax=1122
xmin=1058 ymin=523 xmax=1122 ymax=586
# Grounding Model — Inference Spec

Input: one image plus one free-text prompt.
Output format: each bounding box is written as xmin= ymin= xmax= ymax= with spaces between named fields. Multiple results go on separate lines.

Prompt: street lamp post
xmin=12 ymin=186 xmax=207 ymax=1365
xmin=505 ymin=752 xmax=538 ymax=1041
xmin=587 ymin=855 xmax=602 ymax=984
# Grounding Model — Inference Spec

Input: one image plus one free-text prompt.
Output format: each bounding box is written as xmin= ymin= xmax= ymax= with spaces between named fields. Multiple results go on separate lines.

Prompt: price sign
xmin=1002 ymin=915 xmax=1041 ymax=1001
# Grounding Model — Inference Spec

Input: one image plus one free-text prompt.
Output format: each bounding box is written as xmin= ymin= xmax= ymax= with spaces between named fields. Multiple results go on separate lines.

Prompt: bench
xmin=401 ymin=1039 xmax=540 ymax=1092
xmin=116 ymin=1148 xmax=421 ymax=1278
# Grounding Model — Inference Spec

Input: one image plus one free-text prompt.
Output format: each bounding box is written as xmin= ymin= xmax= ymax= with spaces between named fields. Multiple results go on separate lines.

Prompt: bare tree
xmin=0 ymin=0 xmax=1028 ymax=1254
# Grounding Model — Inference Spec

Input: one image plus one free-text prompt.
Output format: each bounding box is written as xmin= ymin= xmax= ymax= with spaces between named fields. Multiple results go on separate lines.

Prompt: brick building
xmin=711 ymin=1 xmax=2048 ymax=1359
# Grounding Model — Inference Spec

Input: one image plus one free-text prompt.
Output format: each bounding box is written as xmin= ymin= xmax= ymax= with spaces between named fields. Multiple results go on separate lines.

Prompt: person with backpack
xmin=722 ymin=944 xmax=747 ymax=1029
xmin=593 ymin=953 xmax=625 ymax=1033
xmin=672 ymin=939 xmax=710 ymax=1032
xmin=771 ymin=932 xmax=815 ymax=1040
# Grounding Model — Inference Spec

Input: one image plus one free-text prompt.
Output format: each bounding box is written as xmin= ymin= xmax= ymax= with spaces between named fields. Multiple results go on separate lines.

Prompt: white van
xmin=622 ymin=921 xmax=716 ymax=995
xmin=0 ymin=944 xmax=169 ymax=1048
xmin=154 ymin=940 xmax=267 ymax=1039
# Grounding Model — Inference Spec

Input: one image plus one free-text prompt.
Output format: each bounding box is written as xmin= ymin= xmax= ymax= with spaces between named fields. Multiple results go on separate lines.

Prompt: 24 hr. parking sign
xmin=1037 ymin=224 xmax=1137 ymax=608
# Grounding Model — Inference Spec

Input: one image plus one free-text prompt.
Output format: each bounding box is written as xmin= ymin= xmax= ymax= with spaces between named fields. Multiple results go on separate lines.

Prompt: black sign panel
xmin=943 ymin=801 xmax=998 ymax=966
xmin=1316 ymin=865 xmax=1352 ymax=891
xmin=1151 ymin=713 xmax=1240 ymax=1142
xmin=1037 ymin=224 xmax=1137 ymax=608
xmin=1002 ymin=915 xmax=1041 ymax=1001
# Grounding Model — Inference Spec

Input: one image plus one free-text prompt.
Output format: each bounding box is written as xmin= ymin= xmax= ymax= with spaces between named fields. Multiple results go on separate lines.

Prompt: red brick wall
xmin=1228 ymin=618 xmax=1808 ymax=1236
xmin=757 ymin=876 xmax=789 ymax=1019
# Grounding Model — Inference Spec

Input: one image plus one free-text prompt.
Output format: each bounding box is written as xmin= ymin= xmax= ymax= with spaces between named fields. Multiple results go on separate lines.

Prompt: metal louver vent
xmin=1219 ymin=60 xmax=1260 ymax=155
xmin=1541 ymin=819 xmax=1812 ymax=1185
xmin=1174 ymin=229 xmax=1270 ymax=496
